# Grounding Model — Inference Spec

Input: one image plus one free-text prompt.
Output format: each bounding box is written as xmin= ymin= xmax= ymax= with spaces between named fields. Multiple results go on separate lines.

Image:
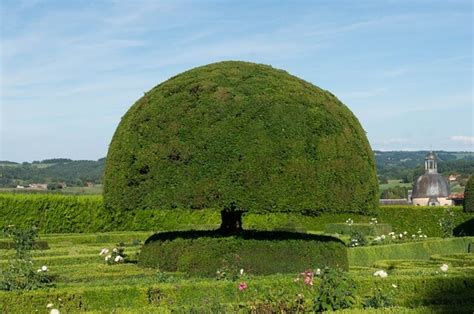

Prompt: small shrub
xmin=349 ymin=230 xmax=367 ymax=247
xmin=363 ymin=288 xmax=394 ymax=308
xmin=0 ymin=226 xmax=54 ymax=291
xmin=439 ymin=208 xmax=456 ymax=238
xmin=99 ymin=244 xmax=127 ymax=265
xmin=313 ymin=268 xmax=356 ymax=312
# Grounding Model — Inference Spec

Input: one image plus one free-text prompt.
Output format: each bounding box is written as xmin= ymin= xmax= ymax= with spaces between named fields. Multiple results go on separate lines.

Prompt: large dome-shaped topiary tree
xmin=104 ymin=61 xmax=378 ymax=233
xmin=464 ymin=175 xmax=474 ymax=212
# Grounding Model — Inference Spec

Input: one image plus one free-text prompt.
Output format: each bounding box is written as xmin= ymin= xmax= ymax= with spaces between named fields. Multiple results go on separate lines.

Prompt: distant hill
xmin=0 ymin=158 xmax=105 ymax=187
xmin=375 ymin=151 xmax=474 ymax=183
xmin=0 ymin=151 xmax=472 ymax=188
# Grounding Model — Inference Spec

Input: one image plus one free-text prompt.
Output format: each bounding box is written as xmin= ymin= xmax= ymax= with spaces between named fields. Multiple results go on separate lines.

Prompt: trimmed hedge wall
xmin=138 ymin=230 xmax=348 ymax=276
xmin=324 ymin=223 xmax=392 ymax=236
xmin=1 ymin=194 xmax=474 ymax=237
xmin=349 ymin=237 xmax=474 ymax=266
xmin=0 ymin=194 xmax=106 ymax=233
xmin=0 ymin=194 xmax=220 ymax=233
xmin=377 ymin=206 xmax=474 ymax=237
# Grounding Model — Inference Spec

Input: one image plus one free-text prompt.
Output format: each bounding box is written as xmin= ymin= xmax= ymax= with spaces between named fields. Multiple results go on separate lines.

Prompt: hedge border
xmin=1 ymin=194 xmax=474 ymax=237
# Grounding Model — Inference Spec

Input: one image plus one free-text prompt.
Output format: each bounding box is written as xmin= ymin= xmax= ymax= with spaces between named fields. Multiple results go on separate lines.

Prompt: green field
xmin=379 ymin=180 xmax=412 ymax=192
xmin=1 ymin=232 xmax=473 ymax=313
xmin=379 ymin=180 xmax=465 ymax=194
xmin=0 ymin=185 xmax=103 ymax=195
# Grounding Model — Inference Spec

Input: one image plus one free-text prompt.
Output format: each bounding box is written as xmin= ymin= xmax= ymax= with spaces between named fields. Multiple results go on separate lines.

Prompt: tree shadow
xmin=453 ymin=218 xmax=474 ymax=237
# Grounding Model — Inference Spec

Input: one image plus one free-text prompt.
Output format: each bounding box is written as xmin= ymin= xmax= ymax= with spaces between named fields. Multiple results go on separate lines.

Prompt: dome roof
xmin=425 ymin=151 xmax=436 ymax=160
xmin=412 ymin=173 xmax=450 ymax=198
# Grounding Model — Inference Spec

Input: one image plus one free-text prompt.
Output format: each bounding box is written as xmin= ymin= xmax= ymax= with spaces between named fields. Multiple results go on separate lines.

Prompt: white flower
xmin=315 ymin=268 xmax=321 ymax=275
xmin=374 ymin=236 xmax=381 ymax=241
xmin=99 ymin=248 xmax=109 ymax=256
xmin=105 ymin=255 xmax=112 ymax=261
xmin=391 ymin=284 xmax=397 ymax=288
xmin=40 ymin=265 xmax=48 ymax=272
xmin=440 ymin=264 xmax=449 ymax=272
xmin=381 ymin=235 xmax=386 ymax=240
xmin=50 ymin=309 xmax=60 ymax=314
xmin=373 ymin=270 xmax=388 ymax=278
xmin=419 ymin=234 xmax=423 ymax=238
xmin=412 ymin=234 xmax=416 ymax=238
xmin=113 ymin=248 xmax=118 ymax=253
xmin=423 ymin=235 xmax=427 ymax=238
xmin=403 ymin=231 xmax=407 ymax=235
xmin=399 ymin=233 xmax=403 ymax=238
xmin=392 ymin=235 xmax=396 ymax=239
xmin=46 ymin=303 xmax=54 ymax=309
xmin=37 ymin=269 xmax=42 ymax=273
xmin=114 ymin=255 xmax=124 ymax=262
xmin=417 ymin=229 xmax=422 ymax=234
xmin=388 ymin=232 xmax=395 ymax=236
xmin=239 ymin=269 xmax=244 ymax=276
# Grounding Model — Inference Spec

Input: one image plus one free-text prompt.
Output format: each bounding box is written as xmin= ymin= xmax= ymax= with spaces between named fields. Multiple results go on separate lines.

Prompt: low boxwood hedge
xmin=325 ymin=223 xmax=392 ymax=236
xmin=1 ymin=274 xmax=473 ymax=312
xmin=138 ymin=230 xmax=348 ymax=276
xmin=0 ymin=240 xmax=49 ymax=250
xmin=429 ymin=253 xmax=474 ymax=267
xmin=349 ymin=237 xmax=474 ymax=266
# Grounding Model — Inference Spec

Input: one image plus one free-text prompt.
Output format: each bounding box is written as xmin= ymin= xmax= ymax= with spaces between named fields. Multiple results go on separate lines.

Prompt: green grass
xmin=379 ymin=180 xmax=412 ymax=192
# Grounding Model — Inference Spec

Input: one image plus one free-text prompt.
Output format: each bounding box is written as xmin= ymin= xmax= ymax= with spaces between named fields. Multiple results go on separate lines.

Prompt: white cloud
xmin=450 ymin=136 xmax=474 ymax=144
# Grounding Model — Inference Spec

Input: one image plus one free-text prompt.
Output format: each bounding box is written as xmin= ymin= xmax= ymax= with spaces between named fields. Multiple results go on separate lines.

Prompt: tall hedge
xmin=464 ymin=175 xmax=474 ymax=212
xmin=1 ymin=194 xmax=474 ymax=236
xmin=104 ymin=61 xmax=378 ymax=215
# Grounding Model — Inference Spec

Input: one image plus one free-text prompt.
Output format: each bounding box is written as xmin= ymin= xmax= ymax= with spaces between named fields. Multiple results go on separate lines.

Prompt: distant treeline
xmin=0 ymin=151 xmax=472 ymax=188
xmin=0 ymin=158 xmax=105 ymax=187
xmin=375 ymin=151 xmax=474 ymax=183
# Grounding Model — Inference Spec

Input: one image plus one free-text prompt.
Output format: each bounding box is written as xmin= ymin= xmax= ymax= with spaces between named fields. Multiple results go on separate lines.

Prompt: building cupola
xmin=425 ymin=151 xmax=437 ymax=174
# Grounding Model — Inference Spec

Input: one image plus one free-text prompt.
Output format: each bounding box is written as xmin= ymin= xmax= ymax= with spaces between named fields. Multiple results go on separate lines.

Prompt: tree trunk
xmin=219 ymin=209 xmax=244 ymax=235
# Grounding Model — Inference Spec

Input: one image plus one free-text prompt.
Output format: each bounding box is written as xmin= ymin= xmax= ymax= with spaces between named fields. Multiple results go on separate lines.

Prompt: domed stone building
xmin=411 ymin=152 xmax=452 ymax=206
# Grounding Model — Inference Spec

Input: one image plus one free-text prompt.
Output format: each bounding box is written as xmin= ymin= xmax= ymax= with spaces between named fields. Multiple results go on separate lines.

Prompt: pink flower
xmin=238 ymin=282 xmax=248 ymax=291
xmin=300 ymin=270 xmax=314 ymax=286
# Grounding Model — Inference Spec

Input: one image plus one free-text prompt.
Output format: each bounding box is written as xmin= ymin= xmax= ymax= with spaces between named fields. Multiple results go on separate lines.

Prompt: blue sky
xmin=1 ymin=0 xmax=472 ymax=162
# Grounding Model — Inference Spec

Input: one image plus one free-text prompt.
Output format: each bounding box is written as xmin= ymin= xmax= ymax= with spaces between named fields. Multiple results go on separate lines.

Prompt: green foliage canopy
xmin=464 ymin=175 xmax=474 ymax=212
xmin=103 ymin=61 xmax=378 ymax=214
